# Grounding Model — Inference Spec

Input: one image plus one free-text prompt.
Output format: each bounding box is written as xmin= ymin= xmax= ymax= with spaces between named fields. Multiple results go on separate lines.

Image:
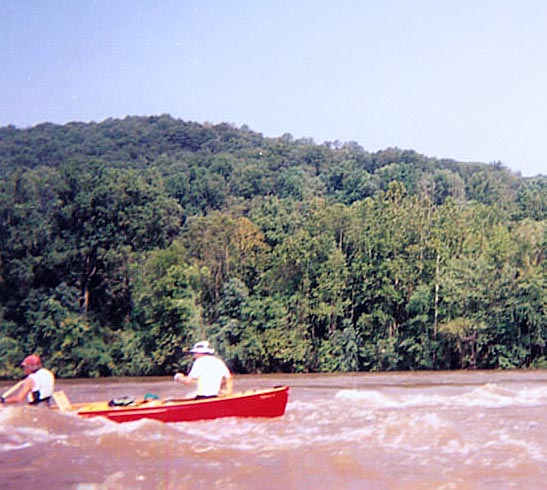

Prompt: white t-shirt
xmin=27 ymin=368 xmax=55 ymax=403
xmin=188 ymin=355 xmax=231 ymax=397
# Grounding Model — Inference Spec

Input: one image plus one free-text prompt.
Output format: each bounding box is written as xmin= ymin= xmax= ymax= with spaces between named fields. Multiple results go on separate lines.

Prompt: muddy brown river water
xmin=1 ymin=370 xmax=546 ymax=489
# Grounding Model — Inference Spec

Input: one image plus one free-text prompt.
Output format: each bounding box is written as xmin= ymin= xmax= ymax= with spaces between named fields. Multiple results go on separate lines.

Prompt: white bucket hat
xmin=189 ymin=340 xmax=215 ymax=355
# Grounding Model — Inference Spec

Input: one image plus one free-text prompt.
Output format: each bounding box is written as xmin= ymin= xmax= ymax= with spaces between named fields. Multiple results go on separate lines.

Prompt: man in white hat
xmin=174 ymin=341 xmax=233 ymax=398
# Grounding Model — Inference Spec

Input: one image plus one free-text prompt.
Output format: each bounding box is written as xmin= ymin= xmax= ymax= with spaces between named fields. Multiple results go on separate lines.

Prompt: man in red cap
xmin=1 ymin=354 xmax=55 ymax=406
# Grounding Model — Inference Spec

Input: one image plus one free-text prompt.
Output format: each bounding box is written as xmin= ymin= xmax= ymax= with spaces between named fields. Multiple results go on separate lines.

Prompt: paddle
xmin=52 ymin=391 xmax=72 ymax=411
xmin=2 ymin=380 xmax=25 ymax=402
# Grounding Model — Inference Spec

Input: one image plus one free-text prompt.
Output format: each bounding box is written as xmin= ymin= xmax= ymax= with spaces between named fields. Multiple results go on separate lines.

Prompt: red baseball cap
xmin=21 ymin=354 xmax=42 ymax=367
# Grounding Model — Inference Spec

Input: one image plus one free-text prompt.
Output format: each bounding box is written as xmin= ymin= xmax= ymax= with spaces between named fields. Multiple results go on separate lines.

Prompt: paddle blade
xmin=52 ymin=391 xmax=72 ymax=411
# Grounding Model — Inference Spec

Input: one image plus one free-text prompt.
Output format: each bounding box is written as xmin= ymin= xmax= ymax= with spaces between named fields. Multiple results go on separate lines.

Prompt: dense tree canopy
xmin=0 ymin=116 xmax=545 ymax=377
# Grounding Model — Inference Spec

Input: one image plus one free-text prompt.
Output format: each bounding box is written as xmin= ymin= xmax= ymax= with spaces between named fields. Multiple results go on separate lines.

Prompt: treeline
xmin=0 ymin=115 xmax=545 ymax=378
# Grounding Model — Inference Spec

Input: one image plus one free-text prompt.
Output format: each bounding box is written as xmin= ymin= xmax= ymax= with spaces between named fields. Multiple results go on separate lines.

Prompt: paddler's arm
xmin=2 ymin=378 xmax=33 ymax=404
xmin=174 ymin=373 xmax=195 ymax=386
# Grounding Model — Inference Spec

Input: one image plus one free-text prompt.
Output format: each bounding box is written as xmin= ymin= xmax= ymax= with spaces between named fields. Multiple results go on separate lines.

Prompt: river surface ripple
xmin=1 ymin=370 xmax=546 ymax=489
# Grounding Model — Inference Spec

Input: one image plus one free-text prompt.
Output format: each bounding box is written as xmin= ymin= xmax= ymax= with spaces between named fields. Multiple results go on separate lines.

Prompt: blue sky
xmin=1 ymin=0 xmax=546 ymax=176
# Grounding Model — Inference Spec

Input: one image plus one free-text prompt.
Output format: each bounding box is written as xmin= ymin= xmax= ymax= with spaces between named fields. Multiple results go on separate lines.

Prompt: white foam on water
xmin=152 ymin=405 xmax=378 ymax=452
xmin=514 ymin=384 xmax=547 ymax=405
xmin=460 ymin=383 xmax=516 ymax=407
xmin=286 ymin=399 xmax=317 ymax=410
xmin=335 ymin=382 xmax=547 ymax=411
xmin=486 ymin=430 xmax=546 ymax=463
xmin=75 ymin=470 xmax=127 ymax=490
xmin=334 ymin=388 xmax=394 ymax=405
xmin=0 ymin=408 xmax=67 ymax=449
xmin=77 ymin=414 xmax=181 ymax=450
xmin=0 ymin=406 xmax=16 ymax=435
xmin=0 ymin=441 xmax=33 ymax=451
xmin=458 ymin=382 xmax=547 ymax=409
xmin=377 ymin=412 xmax=458 ymax=450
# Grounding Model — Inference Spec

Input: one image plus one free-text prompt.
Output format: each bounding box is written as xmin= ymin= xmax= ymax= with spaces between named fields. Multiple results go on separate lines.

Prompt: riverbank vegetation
xmin=1 ymin=115 xmax=545 ymax=377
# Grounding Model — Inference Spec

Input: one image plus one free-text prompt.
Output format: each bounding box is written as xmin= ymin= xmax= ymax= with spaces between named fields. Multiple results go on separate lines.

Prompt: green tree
xmin=53 ymin=163 xmax=182 ymax=322
xmin=130 ymin=244 xmax=201 ymax=374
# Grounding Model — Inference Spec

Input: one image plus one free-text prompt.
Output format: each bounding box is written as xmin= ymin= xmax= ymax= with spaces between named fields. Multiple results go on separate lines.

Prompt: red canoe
xmin=70 ymin=386 xmax=289 ymax=423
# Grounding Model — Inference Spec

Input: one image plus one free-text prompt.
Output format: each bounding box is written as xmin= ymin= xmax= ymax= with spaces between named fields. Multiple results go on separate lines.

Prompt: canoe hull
xmin=76 ymin=386 xmax=289 ymax=423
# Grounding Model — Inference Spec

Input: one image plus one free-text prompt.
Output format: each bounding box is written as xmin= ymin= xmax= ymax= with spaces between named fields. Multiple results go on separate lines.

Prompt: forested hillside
xmin=1 ymin=115 xmax=545 ymax=378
